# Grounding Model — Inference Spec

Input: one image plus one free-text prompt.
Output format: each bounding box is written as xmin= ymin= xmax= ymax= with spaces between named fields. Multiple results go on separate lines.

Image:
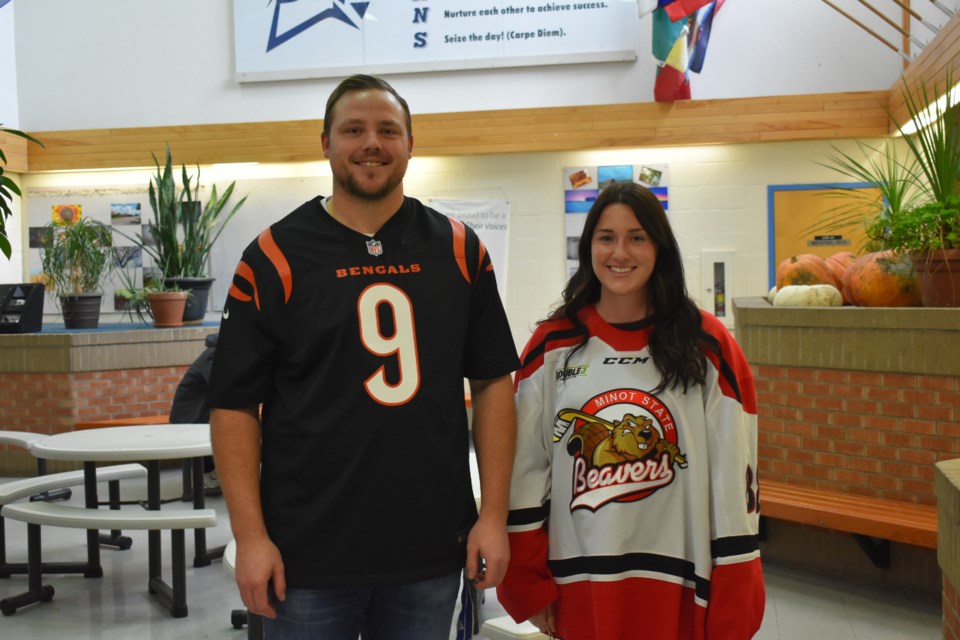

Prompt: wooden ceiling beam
xmin=20 ymin=91 xmax=890 ymax=172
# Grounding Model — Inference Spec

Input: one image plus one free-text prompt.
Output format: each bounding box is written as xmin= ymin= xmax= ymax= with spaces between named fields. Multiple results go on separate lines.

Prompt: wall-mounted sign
xmin=233 ymin=0 xmax=638 ymax=82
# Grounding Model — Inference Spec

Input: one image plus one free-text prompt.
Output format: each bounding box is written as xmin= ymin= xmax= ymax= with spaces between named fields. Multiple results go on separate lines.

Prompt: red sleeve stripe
xmin=257 ymin=228 xmax=293 ymax=303
xmin=447 ymin=217 xmax=471 ymax=284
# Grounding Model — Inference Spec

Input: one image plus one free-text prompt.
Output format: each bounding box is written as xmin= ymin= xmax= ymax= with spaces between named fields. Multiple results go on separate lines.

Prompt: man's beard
xmin=336 ymin=169 xmax=404 ymax=202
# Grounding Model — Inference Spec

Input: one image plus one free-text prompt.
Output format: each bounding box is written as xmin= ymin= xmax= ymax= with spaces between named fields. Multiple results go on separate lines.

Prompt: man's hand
xmin=465 ymin=513 xmax=510 ymax=590
xmin=236 ymin=536 xmax=286 ymax=619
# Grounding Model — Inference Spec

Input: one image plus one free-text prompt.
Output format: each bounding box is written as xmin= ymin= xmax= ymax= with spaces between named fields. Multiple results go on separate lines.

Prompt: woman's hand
xmin=529 ymin=602 xmax=558 ymax=638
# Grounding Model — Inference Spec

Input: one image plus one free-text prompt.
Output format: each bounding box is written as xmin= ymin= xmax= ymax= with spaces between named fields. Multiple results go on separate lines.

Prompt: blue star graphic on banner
xmin=267 ymin=0 xmax=371 ymax=52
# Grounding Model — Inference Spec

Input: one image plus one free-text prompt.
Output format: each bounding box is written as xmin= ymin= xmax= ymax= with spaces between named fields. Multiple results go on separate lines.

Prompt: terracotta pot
xmin=147 ymin=291 xmax=189 ymax=328
xmin=911 ymin=249 xmax=960 ymax=307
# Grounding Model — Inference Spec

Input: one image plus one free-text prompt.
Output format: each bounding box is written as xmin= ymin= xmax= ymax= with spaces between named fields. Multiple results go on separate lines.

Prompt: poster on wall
xmin=233 ymin=0 xmax=638 ymax=82
xmin=27 ymin=187 xmax=148 ymax=318
xmin=562 ymin=164 xmax=668 ymax=277
xmin=428 ymin=198 xmax=510 ymax=299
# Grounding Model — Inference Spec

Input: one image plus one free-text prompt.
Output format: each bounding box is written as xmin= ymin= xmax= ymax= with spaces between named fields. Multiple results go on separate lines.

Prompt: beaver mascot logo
xmin=553 ymin=388 xmax=687 ymax=511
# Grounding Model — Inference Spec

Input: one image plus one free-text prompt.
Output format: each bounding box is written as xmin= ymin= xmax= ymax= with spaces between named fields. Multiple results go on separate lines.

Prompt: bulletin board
xmin=767 ymin=183 xmax=875 ymax=288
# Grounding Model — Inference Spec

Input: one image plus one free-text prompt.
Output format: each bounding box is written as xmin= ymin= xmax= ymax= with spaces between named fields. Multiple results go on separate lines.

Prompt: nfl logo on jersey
xmin=366 ymin=239 xmax=383 ymax=257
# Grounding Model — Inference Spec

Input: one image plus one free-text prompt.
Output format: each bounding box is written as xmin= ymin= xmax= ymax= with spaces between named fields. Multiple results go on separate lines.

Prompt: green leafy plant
xmin=895 ymin=74 xmax=960 ymax=208
xmin=811 ymin=140 xmax=924 ymax=252
xmin=134 ymin=144 xmax=247 ymax=278
xmin=39 ymin=217 xmax=114 ymax=294
xmin=115 ymin=270 xmax=190 ymax=325
xmin=884 ymin=197 xmax=960 ymax=253
xmin=813 ymin=72 xmax=960 ymax=254
xmin=0 ymin=125 xmax=44 ymax=259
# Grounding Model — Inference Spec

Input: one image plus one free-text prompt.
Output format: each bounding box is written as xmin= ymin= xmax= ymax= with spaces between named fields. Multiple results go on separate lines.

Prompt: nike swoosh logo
xmin=222 ymin=308 xmax=230 ymax=320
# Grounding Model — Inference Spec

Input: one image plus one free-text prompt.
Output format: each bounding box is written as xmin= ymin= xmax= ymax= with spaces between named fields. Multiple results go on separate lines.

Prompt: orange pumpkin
xmin=825 ymin=251 xmax=858 ymax=304
xmin=843 ymin=251 xmax=922 ymax=307
xmin=775 ymin=254 xmax=835 ymax=289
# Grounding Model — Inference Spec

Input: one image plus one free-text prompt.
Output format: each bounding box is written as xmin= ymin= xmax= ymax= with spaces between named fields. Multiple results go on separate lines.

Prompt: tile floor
xmin=0 ymin=470 xmax=943 ymax=639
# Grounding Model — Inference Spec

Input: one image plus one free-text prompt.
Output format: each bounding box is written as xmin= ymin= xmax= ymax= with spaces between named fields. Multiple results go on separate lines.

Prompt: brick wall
xmin=755 ymin=365 xmax=960 ymax=505
xmin=0 ymin=367 xmax=186 ymax=433
xmin=0 ymin=366 xmax=187 ymax=475
xmin=0 ymin=326 xmax=214 ymax=475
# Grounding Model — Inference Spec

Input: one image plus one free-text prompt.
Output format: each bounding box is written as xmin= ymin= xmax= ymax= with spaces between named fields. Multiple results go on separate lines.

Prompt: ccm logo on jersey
xmin=336 ymin=264 xmax=422 ymax=278
xmin=603 ymin=356 xmax=650 ymax=365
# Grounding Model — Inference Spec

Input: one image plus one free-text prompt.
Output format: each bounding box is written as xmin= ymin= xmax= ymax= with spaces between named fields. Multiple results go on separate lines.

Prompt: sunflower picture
xmin=52 ymin=204 xmax=82 ymax=225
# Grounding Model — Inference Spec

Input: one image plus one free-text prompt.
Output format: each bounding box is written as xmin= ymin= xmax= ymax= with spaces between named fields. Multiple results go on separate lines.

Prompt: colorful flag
xmin=689 ymin=0 xmax=724 ymax=73
xmin=654 ymin=64 xmax=691 ymax=102
xmin=650 ymin=1 xmax=724 ymax=102
xmin=661 ymin=0 xmax=715 ymax=21
xmin=652 ymin=7 xmax=689 ymax=64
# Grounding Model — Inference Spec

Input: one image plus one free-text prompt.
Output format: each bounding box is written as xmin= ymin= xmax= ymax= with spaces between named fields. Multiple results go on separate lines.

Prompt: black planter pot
xmin=60 ymin=292 xmax=103 ymax=329
xmin=164 ymin=277 xmax=214 ymax=324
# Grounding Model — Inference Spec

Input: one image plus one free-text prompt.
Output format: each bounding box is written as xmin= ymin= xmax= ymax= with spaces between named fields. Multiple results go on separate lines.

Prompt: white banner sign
xmin=234 ymin=0 xmax=638 ymax=82
xmin=429 ymin=198 xmax=510 ymax=299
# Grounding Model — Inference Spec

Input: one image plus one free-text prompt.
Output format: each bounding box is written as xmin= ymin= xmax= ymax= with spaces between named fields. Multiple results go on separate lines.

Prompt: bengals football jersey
xmin=209 ymin=196 xmax=519 ymax=588
xmin=497 ymin=305 xmax=764 ymax=639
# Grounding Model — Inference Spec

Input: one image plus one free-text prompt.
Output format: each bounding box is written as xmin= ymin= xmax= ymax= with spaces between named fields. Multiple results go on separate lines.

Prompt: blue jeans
xmin=264 ymin=571 xmax=461 ymax=640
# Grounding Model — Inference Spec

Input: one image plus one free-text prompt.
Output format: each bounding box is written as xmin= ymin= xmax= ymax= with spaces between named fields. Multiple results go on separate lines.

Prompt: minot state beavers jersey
xmin=497 ymin=305 xmax=764 ymax=640
xmin=208 ymin=195 xmax=519 ymax=588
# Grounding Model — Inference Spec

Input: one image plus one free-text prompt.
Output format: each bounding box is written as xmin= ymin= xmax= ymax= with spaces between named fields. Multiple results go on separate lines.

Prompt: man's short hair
xmin=323 ymin=74 xmax=412 ymax=139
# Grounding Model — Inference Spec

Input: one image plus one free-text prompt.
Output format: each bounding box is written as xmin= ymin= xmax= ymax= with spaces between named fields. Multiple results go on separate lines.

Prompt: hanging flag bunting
xmin=650 ymin=0 xmax=725 ymax=102
xmin=690 ymin=0 xmax=724 ymax=73
xmin=662 ymin=0 xmax=715 ymax=21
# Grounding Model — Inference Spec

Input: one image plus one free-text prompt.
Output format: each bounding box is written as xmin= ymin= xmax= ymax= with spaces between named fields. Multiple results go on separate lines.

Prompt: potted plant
xmin=815 ymin=73 xmax=960 ymax=306
xmin=130 ymin=144 xmax=247 ymax=323
xmin=144 ymin=282 xmax=190 ymax=328
xmin=0 ymin=125 xmax=44 ymax=260
xmin=39 ymin=217 xmax=114 ymax=328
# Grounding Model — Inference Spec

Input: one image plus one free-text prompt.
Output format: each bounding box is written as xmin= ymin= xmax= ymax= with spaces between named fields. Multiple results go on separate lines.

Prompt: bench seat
xmin=1 ymin=463 xmax=148 ymax=578
xmin=480 ymin=616 xmax=549 ymax=640
xmin=0 ymin=464 xmax=146 ymax=506
xmin=760 ymin=479 xmax=937 ymax=567
xmin=0 ymin=502 xmax=217 ymax=618
xmin=2 ymin=502 xmax=216 ymax=530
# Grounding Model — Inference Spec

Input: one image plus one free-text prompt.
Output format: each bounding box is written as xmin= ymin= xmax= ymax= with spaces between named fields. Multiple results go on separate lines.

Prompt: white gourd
xmin=773 ymin=284 xmax=842 ymax=307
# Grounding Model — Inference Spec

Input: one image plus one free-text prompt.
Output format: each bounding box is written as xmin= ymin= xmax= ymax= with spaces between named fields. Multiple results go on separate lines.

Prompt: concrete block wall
xmin=937 ymin=460 xmax=960 ymax=639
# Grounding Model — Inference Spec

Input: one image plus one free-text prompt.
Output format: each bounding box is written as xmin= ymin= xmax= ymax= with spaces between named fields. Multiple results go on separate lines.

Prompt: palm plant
xmin=811 ymin=139 xmax=924 ymax=252
xmin=813 ymin=72 xmax=960 ymax=254
xmin=0 ymin=125 xmax=44 ymax=259
xmin=137 ymin=145 xmax=247 ymax=279
xmin=40 ymin=217 xmax=114 ymax=295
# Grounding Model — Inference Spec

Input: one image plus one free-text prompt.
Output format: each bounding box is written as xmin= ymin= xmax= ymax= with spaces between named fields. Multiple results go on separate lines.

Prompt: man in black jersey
xmin=209 ymin=75 xmax=519 ymax=639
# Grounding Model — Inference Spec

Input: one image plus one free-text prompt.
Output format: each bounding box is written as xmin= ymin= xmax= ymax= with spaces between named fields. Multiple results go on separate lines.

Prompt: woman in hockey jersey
xmin=498 ymin=181 xmax=765 ymax=639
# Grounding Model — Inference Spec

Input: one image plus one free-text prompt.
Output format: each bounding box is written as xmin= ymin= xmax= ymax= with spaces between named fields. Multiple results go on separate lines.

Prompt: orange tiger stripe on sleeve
xmin=230 ymin=260 xmax=260 ymax=310
xmin=447 ymin=217 xmax=471 ymax=284
xmin=257 ymin=228 xmax=293 ymax=303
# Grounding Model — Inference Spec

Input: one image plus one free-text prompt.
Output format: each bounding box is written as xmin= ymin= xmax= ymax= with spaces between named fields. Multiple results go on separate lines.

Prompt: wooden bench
xmin=759 ymin=479 xmax=938 ymax=567
xmin=0 ymin=502 xmax=217 ymax=618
